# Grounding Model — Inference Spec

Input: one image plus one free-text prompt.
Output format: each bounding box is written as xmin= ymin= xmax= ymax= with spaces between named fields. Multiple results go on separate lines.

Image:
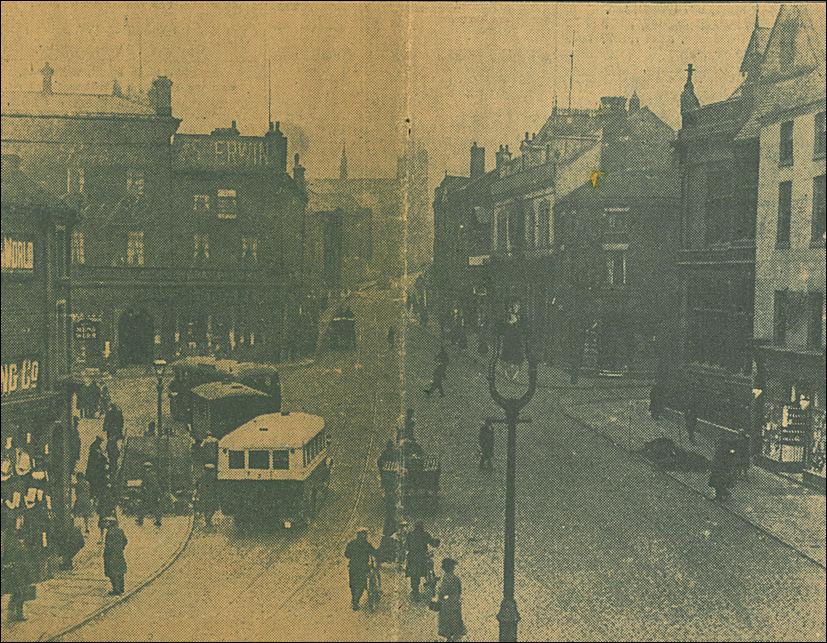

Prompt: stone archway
xmin=117 ymin=308 xmax=154 ymax=365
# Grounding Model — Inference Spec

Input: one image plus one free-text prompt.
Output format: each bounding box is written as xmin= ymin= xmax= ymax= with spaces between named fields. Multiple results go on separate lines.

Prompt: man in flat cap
xmin=344 ymin=528 xmax=375 ymax=610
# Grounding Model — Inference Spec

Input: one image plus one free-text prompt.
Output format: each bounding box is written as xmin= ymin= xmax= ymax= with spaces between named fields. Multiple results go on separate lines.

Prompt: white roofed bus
xmin=217 ymin=411 xmax=332 ymax=527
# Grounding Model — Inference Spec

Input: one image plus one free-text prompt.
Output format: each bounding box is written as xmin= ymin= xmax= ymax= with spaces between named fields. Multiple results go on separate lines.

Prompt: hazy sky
xmin=2 ymin=2 xmax=793 ymax=189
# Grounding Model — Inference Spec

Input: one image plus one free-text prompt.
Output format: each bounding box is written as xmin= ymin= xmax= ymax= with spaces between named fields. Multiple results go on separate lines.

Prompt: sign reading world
xmin=173 ymin=135 xmax=270 ymax=170
xmin=2 ymin=236 xmax=34 ymax=273
xmin=2 ymin=356 xmax=40 ymax=397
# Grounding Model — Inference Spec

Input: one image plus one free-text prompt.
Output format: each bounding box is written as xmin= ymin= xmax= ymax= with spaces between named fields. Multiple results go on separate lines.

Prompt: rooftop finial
xmin=755 ymin=4 xmax=759 ymax=28
xmin=339 ymin=142 xmax=348 ymax=180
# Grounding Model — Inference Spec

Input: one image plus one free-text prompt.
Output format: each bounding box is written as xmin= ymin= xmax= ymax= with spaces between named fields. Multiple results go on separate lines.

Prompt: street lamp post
xmin=488 ymin=306 xmax=538 ymax=643
xmin=153 ymin=359 xmax=167 ymax=503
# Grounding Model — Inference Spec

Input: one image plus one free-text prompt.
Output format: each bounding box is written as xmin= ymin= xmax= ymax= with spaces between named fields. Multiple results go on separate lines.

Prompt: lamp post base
xmin=497 ymin=598 xmax=520 ymax=642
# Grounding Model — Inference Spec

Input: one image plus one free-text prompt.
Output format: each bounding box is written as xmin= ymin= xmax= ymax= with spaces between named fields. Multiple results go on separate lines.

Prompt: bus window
xmin=248 ymin=450 xmax=270 ymax=469
xmin=228 ymin=451 xmax=245 ymax=469
xmin=273 ymin=450 xmax=289 ymax=470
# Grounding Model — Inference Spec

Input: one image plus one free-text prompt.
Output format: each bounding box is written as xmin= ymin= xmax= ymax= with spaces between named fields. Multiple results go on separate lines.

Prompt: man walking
xmin=103 ymin=403 xmax=124 ymax=476
xmin=344 ymin=528 xmax=375 ymax=610
xmin=137 ymin=461 xmax=162 ymax=527
xmin=195 ymin=463 xmax=218 ymax=527
xmin=102 ymin=517 xmax=127 ymax=595
xmin=4 ymin=533 xmax=32 ymax=622
xmin=424 ymin=359 xmax=447 ymax=398
xmin=405 ymin=521 xmax=440 ymax=599
xmin=479 ymin=419 xmax=495 ymax=470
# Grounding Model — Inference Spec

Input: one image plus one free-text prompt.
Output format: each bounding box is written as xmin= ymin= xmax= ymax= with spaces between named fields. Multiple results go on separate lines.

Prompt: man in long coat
xmin=102 ymin=517 xmax=127 ymax=595
xmin=405 ymin=521 xmax=440 ymax=598
xmin=137 ymin=462 xmax=162 ymax=527
xmin=344 ymin=528 xmax=375 ymax=610
xmin=195 ymin=464 xmax=218 ymax=527
xmin=86 ymin=436 xmax=109 ymax=503
xmin=3 ymin=533 xmax=32 ymax=622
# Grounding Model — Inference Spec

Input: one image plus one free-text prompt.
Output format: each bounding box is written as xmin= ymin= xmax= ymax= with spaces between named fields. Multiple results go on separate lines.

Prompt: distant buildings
xmin=307 ymin=140 xmax=430 ymax=286
xmin=675 ymin=4 xmax=825 ymax=481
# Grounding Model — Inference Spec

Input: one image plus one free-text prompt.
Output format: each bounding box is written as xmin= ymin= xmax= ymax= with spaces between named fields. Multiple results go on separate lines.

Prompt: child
xmin=74 ymin=472 xmax=92 ymax=534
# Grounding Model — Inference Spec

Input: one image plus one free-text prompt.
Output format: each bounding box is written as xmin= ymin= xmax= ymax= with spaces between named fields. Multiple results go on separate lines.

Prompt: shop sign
xmin=2 ymin=236 xmax=34 ymax=273
xmin=74 ymin=320 xmax=100 ymax=340
xmin=2 ymin=356 xmax=41 ymax=397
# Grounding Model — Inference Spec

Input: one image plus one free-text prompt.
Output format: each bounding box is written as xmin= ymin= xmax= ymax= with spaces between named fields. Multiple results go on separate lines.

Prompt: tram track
xmin=189 ymin=296 xmax=396 ymax=633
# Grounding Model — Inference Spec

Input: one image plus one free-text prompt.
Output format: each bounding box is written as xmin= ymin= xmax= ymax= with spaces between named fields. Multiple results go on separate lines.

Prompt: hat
xmin=357 ymin=527 xmax=369 ymax=534
xmin=143 ymin=461 xmax=153 ymax=467
xmin=441 ymin=557 xmax=457 ymax=572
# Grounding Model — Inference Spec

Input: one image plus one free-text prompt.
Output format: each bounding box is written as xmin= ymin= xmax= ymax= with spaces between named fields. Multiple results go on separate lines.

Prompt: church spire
xmin=339 ymin=143 xmax=348 ymax=180
xmin=680 ymin=63 xmax=700 ymax=116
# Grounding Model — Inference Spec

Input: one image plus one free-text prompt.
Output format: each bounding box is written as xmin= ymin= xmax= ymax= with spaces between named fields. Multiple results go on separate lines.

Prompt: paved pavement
xmin=561 ymin=393 xmax=827 ymax=569
xmin=2 ymin=514 xmax=192 ymax=641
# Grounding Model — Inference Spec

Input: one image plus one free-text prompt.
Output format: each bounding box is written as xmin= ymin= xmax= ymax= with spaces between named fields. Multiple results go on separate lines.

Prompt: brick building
xmin=673 ymin=5 xmax=825 ymax=459
xmin=747 ymin=5 xmax=825 ymax=478
xmin=1 ymin=66 xmax=311 ymax=369
xmin=2 ymin=154 xmax=76 ymax=572
xmin=432 ymin=94 xmax=676 ymax=371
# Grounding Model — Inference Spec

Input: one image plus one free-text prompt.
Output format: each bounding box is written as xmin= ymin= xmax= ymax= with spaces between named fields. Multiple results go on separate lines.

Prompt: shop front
xmin=757 ymin=346 xmax=826 ymax=485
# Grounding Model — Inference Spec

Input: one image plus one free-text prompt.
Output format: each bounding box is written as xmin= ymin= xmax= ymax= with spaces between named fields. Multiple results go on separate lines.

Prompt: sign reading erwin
xmin=2 ymin=236 xmax=35 ymax=273
xmin=174 ymin=136 xmax=270 ymax=170
xmin=2 ymin=356 xmax=40 ymax=397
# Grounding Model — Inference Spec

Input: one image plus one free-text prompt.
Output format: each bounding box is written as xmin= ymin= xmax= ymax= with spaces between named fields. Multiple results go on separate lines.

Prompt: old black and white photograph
xmin=1 ymin=2 xmax=825 ymax=641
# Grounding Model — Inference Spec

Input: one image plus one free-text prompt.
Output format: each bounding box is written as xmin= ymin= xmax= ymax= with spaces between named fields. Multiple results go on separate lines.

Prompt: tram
xmin=217 ymin=411 xmax=332 ymax=527
xmin=168 ymin=357 xmax=281 ymax=421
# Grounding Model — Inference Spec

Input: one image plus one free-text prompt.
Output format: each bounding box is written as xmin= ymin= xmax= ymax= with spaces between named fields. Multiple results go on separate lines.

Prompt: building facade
xmin=673 ymin=5 xmax=826 ymax=464
xmin=433 ymin=94 xmax=676 ymax=372
xmin=2 ymin=154 xmax=76 ymax=576
xmin=1 ymin=67 xmax=311 ymax=369
xmin=749 ymin=5 xmax=825 ymax=479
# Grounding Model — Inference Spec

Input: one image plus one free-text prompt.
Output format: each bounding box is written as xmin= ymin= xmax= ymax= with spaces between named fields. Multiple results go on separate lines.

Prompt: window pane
xmin=273 ymin=449 xmax=289 ymax=470
xmin=228 ymin=451 xmax=245 ymax=469
xmin=813 ymin=175 xmax=826 ymax=244
xmin=780 ymin=121 xmax=794 ymax=165
xmin=815 ymin=112 xmax=826 ymax=157
xmin=217 ymin=189 xmax=237 ymax=219
xmin=776 ymin=182 xmax=792 ymax=247
xmin=248 ymin=450 xmax=270 ymax=469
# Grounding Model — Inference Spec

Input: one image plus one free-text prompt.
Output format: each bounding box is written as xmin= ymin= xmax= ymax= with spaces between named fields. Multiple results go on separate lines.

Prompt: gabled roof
xmin=2 ymin=90 xmax=159 ymax=118
xmin=736 ymin=72 xmax=826 ymax=140
xmin=740 ymin=26 xmax=771 ymax=75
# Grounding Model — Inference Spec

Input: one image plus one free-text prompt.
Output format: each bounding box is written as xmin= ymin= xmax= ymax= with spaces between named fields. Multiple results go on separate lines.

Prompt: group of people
xmin=74 ymin=380 xmax=111 ymax=419
xmin=649 ymin=382 xmax=752 ymax=501
xmin=344 ymin=525 xmax=466 ymax=641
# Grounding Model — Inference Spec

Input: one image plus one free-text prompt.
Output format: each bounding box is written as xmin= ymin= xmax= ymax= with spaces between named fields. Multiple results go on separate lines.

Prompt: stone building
xmin=2 ymin=154 xmax=76 ymax=572
xmin=170 ymin=122 xmax=311 ymax=362
xmin=673 ymin=5 xmax=825 ymax=463
xmin=1 ymin=66 xmax=310 ymax=368
xmin=747 ymin=5 xmax=825 ymax=479
xmin=433 ymin=94 xmax=676 ymax=371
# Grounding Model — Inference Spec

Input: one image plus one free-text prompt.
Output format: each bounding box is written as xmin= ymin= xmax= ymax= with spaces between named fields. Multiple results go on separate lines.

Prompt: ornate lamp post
xmin=152 ymin=359 xmax=167 ymax=498
xmin=488 ymin=302 xmax=538 ymax=642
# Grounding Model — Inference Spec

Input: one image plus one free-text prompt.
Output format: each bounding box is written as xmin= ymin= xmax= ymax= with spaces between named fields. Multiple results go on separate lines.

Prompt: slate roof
xmin=736 ymin=72 xmax=827 ymax=140
xmin=2 ymin=90 xmax=158 ymax=118
xmin=1 ymin=156 xmax=65 ymax=209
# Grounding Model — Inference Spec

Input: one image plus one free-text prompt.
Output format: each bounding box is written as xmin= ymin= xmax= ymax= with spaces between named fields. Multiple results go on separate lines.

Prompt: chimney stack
xmin=470 ymin=142 xmax=485 ymax=179
xmin=495 ymin=144 xmax=512 ymax=170
xmin=293 ymin=153 xmax=306 ymax=190
xmin=40 ymin=62 xmax=54 ymax=95
xmin=148 ymin=76 xmax=173 ymax=117
xmin=265 ymin=121 xmax=288 ymax=172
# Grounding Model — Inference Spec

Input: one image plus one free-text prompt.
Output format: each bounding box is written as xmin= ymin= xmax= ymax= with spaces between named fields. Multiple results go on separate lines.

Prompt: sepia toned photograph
xmin=1 ymin=2 xmax=825 ymax=641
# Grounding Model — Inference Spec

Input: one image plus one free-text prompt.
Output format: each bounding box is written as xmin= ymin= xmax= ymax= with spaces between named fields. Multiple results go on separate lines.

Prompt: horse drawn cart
xmin=379 ymin=457 xmax=440 ymax=499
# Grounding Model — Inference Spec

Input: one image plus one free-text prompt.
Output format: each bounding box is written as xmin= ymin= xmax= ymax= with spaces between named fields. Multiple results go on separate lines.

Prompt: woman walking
xmin=432 ymin=557 xmax=466 ymax=642
xmin=74 ymin=471 xmax=93 ymax=534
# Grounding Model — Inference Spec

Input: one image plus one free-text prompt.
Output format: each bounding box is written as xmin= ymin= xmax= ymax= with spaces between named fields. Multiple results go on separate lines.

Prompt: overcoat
xmin=103 ymin=525 xmax=127 ymax=578
xmin=437 ymin=572 xmax=466 ymax=639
